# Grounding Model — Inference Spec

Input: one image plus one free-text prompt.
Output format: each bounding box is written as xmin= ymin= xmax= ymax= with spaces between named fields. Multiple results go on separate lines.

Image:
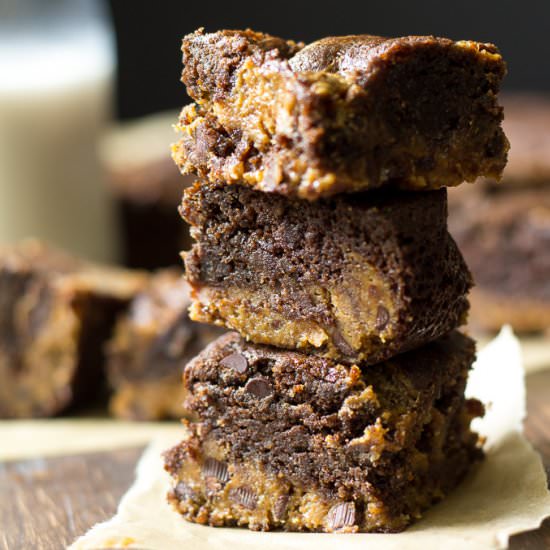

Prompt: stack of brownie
xmin=164 ymin=29 xmax=508 ymax=533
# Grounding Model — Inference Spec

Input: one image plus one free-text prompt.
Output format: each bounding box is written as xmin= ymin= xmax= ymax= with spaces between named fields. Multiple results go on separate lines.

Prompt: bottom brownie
xmin=164 ymin=332 xmax=483 ymax=533
xmin=449 ymin=183 xmax=550 ymax=332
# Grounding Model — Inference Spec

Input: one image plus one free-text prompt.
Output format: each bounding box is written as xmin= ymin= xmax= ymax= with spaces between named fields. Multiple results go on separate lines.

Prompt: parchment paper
xmin=0 ymin=419 xmax=181 ymax=461
xmin=70 ymin=328 xmax=550 ymax=550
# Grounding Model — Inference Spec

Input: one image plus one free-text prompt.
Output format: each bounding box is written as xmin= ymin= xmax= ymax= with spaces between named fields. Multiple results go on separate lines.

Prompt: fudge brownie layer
xmin=173 ymin=29 xmax=508 ymax=199
xmin=107 ymin=269 xmax=223 ymax=420
xmin=0 ymin=241 xmax=146 ymax=418
xmin=181 ymin=182 xmax=472 ymax=365
xmin=100 ymin=112 xmax=194 ymax=269
xmin=449 ymin=184 xmax=550 ymax=332
xmin=165 ymin=331 xmax=482 ymax=533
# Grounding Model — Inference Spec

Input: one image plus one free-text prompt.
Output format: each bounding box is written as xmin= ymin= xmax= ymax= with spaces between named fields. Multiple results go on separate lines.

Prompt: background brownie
xmin=0 ymin=241 xmax=146 ymax=418
xmin=165 ymin=331 xmax=482 ymax=533
xmin=181 ymin=182 xmax=472 ymax=365
xmin=450 ymin=184 xmax=550 ymax=333
xmin=107 ymin=269 xmax=223 ymax=420
xmin=174 ymin=29 xmax=508 ymax=199
xmin=449 ymin=94 xmax=550 ymax=332
xmin=100 ymin=111 xmax=194 ymax=269
xmin=481 ymin=94 xmax=550 ymax=187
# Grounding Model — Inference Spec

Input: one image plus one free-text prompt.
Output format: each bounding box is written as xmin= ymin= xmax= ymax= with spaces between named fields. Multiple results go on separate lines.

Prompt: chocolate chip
xmin=174 ymin=481 xmax=189 ymax=500
xmin=145 ymin=312 xmax=192 ymax=377
xmin=174 ymin=481 xmax=199 ymax=503
xmin=245 ymin=376 xmax=273 ymax=398
xmin=202 ymin=458 xmax=229 ymax=483
xmin=220 ymin=352 xmax=248 ymax=373
xmin=273 ymin=494 xmax=289 ymax=522
xmin=326 ymin=502 xmax=356 ymax=530
xmin=375 ymin=305 xmax=390 ymax=330
xmin=332 ymin=329 xmax=355 ymax=357
xmin=229 ymin=486 xmax=257 ymax=510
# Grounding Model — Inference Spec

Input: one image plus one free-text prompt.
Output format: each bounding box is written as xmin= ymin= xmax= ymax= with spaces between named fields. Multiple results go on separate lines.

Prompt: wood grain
xmin=1 ymin=369 xmax=549 ymax=550
xmin=0 ymin=446 xmax=143 ymax=550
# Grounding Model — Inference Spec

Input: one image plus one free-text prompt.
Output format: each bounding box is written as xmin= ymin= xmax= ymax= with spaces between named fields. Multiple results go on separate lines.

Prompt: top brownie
xmin=173 ymin=29 xmax=508 ymax=199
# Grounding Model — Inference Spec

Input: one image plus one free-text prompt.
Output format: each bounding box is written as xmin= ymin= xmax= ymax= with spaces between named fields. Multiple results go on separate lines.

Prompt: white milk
xmin=0 ymin=0 xmax=118 ymax=262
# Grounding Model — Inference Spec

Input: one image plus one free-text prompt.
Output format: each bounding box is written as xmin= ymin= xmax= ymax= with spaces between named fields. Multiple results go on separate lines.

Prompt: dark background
xmin=108 ymin=0 xmax=550 ymax=120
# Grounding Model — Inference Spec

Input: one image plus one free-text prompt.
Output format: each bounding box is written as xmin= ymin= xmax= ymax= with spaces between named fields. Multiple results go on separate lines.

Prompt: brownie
xmin=482 ymin=94 xmax=550 ymax=187
xmin=173 ymin=29 xmax=508 ymax=199
xmin=107 ymin=269 xmax=223 ymax=420
xmin=181 ymin=182 xmax=472 ymax=365
xmin=447 ymin=93 xmax=550 ymax=332
xmin=100 ymin=112 xmax=194 ymax=269
xmin=0 ymin=241 xmax=146 ymax=418
xmin=164 ymin=331 xmax=482 ymax=533
xmin=449 ymin=183 xmax=550 ymax=332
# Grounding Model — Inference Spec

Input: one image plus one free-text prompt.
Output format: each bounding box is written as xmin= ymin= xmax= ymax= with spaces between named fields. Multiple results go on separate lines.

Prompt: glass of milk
xmin=0 ymin=0 xmax=119 ymax=262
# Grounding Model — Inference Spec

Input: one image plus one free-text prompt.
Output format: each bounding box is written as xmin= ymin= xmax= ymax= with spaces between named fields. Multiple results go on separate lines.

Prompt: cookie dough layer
xmin=181 ymin=182 xmax=471 ymax=365
xmin=449 ymin=184 xmax=550 ymax=332
xmin=165 ymin=331 xmax=482 ymax=533
xmin=107 ymin=269 xmax=223 ymax=420
xmin=0 ymin=241 xmax=145 ymax=418
xmin=173 ymin=29 xmax=508 ymax=199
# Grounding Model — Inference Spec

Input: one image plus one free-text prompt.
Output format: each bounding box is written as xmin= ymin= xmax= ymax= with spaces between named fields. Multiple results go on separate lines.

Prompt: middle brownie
xmin=181 ymin=182 xmax=471 ymax=365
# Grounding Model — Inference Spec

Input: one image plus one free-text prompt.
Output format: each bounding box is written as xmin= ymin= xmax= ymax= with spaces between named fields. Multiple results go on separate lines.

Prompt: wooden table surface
xmin=1 ymin=369 xmax=549 ymax=550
